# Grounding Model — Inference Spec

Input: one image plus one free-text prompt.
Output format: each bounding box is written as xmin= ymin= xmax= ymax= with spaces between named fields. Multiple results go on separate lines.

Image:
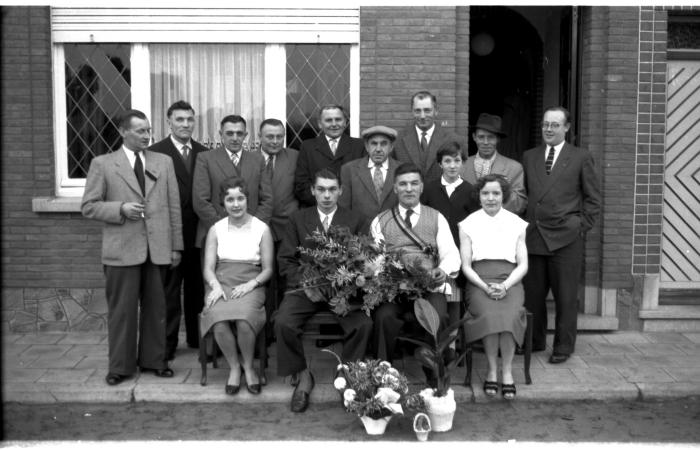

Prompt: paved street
xmin=3 ymin=330 xmax=700 ymax=404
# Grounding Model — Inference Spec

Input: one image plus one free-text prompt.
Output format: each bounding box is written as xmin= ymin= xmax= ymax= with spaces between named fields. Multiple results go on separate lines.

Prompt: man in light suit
xmin=522 ymin=106 xmax=601 ymax=364
xmin=294 ymin=104 xmax=365 ymax=207
xmin=461 ymin=113 xmax=527 ymax=215
xmin=149 ymin=100 xmax=206 ymax=358
xmin=394 ymin=91 xmax=467 ymax=183
xmin=193 ymin=115 xmax=273 ymax=249
xmin=82 ymin=109 xmax=183 ymax=385
xmin=258 ymin=118 xmax=299 ymax=309
xmin=339 ymin=125 xmax=399 ymax=221
xmin=276 ymin=169 xmax=371 ymax=413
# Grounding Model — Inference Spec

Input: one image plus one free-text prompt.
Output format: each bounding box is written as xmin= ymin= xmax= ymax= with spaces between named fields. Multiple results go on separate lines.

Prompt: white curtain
xmin=150 ymin=44 xmax=265 ymax=149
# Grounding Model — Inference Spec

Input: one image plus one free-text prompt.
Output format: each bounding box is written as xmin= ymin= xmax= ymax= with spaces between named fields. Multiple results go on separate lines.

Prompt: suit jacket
xmin=339 ymin=157 xmax=399 ymax=221
xmin=277 ymin=206 xmax=369 ymax=288
xmin=294 ymin=134 xmax=365 ymax=207
xmin=81 ymin=148 xmax=183 ymax=266
xmin=421 ymin=178 xmax=479 ymax=245
xmin=148 ymin=136 xmax=206 ymax=249
xmin=461 ymin=152 xmax=528 ymax=215
xmin=264 ymin=147 xmax=300 ymax=242
xmin=522 ymin=143 xmax=601 ymax=253
xmin=192 ymin=147 xmax=273 ymax=247
xmin=393 ymin=122 xmax=467 ymax=183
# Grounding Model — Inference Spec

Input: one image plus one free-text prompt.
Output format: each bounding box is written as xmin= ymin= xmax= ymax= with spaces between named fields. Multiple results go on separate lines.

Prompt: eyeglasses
xmin=541 ymin=122 xmax=563 ymax=130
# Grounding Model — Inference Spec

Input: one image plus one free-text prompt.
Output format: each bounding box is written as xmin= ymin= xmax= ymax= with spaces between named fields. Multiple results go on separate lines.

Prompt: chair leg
xmin=198 ymin=315 xmax=208 ymax=386
xmin=257 ymin=329 xmax=267 ymax=386
xmin=464 ymin=345 xmax=473 ymax=387
xmin=524 ymin=312 xmax=533 ymax=385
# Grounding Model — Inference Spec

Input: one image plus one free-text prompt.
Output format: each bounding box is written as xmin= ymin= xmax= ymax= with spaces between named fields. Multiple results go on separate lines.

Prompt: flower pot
xmin=421 ymin=388 xmax=456 ymax=432
xmin=413 ymin=412 xmax=431 ymax=441
xmin=359 ymin=415 xmax=392 ymax=435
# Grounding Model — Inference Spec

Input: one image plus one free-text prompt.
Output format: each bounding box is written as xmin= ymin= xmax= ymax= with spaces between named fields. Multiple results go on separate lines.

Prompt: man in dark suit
xmin=339 ymin=125 xmax=400 ymax=221
xmin=148 ymin=100 xmax=206 ymax=358
xmin=257 ymin=118 xmax=299 ymax=309
xmin=82 ymin=109 xmax=183 ymax=385
xmin=393 ymin=91 xmax=467 ymax=183
xmin=294 ymin=104 xmax=365 ymax=207
xmin=522 ymin=106 xmax=601 ymax=364
xmin=275 ymin=168 xmax=371 ymax=413
xmin=192 ymin=115 xmax=273 ymax=249
xmin=461 ymin=113 xmax=527 ymax=215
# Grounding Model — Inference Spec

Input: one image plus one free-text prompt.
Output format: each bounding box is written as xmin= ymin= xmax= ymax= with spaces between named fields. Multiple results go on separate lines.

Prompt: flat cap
xmin=361 ymin=125 xmax=397 ymax=141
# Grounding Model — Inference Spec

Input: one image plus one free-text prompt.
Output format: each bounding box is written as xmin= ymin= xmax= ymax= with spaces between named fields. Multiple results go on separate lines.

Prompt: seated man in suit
xmin=148 ymin=100 xmax=206 ymax=358
xmin=257 ymin=118 xmax=299 ymax=310
xmin=339 ymin=125 xmax=400 ymax=221
xmin=81 ymin=109 xmax=183 ymax=385
xmin=461 ymin=113 xmax=527 ymax=215
xmin=371 ymin=162 xmax=461 ymax=384
xmin=393 ymin=91 xmax=467 ymax=183
xmin=294 ymin=104 xmax=365 ymax=207
xmin=275 ymin=168 xmax=371 ymax=413
xmin=192 ymin=115 xmax=272 ymax=249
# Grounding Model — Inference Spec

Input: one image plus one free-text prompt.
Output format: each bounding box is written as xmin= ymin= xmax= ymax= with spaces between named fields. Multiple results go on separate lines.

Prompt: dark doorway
xmin=469 ymin=6 xmax=576 ymax=162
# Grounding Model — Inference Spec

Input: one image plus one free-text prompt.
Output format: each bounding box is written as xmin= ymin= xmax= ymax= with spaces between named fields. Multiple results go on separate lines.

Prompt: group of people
xmin=81 ymin=90 xmax=601 ymax=411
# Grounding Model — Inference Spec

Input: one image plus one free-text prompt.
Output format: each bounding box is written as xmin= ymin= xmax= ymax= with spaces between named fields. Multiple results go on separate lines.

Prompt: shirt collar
xmin=441 ymin=175 xmax=463 ymax=187
xmin=398 ymin=203 xmax=421 ymax=216
xmin=550 ymin=141 xmax=565 ymax=152
xmin=317 ymin=206 xmax=338 ymax=222
xmin=415 ymin=124 xmax=435 ymax=140
xmin=170 ymin=135 xmax=191 ymax=152
xmin=261 ymin=150 xmax=276 ymax=162
xmin=475 ymin=152 xmax=497 ymax=163
xmin=225 ymin=148 xmax=241 ymax=159
xmin=325 ymin=135 xmax=340 ymax=145
xmin=367 ymin=158 xmax=389 ymax=169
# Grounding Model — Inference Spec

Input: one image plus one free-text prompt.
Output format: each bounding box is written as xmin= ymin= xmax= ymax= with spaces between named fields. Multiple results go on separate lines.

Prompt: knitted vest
xmin=377 ymin=205 xmax=439 ymax=270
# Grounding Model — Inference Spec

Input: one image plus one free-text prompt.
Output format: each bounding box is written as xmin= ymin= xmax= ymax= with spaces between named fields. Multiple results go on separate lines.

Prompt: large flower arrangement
xmin=325 ymin=349 xmax=425 ymax=420
xmin=296 ymin=225 xmax=435 ymax=316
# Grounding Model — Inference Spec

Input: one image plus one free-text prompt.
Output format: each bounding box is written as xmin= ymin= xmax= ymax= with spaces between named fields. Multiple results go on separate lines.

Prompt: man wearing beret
xmin=461 ymin=113 xmax=527 ymax=215
xmin=339 ymin=125 xmax=400 ymax=221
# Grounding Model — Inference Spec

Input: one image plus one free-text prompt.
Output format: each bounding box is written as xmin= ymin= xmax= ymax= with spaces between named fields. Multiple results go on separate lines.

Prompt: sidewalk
xmin=3 ymin=330 xmax=700 ymax=404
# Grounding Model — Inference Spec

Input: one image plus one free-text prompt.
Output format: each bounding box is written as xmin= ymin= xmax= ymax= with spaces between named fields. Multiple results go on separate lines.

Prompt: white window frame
xmin=52 ymin=42 xmax=359 ymax=197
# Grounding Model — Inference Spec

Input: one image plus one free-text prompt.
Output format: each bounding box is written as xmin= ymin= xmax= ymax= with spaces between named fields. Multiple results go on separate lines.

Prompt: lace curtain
xmin=150 ymin=44 xmax=265 ymax=149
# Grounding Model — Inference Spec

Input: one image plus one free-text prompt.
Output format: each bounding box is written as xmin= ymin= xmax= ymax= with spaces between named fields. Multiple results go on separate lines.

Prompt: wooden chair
xmin=460 ymin=302 xmax=533 ymax=386
xmin=198 ymin=314 xmax=268 ymax=386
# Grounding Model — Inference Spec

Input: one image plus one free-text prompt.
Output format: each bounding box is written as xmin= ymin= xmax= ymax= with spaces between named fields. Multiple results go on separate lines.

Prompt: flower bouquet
xmin=296 ymin=225 xmax=436 ymax=317
xmin=324 ymin=349 xmax=425 ymax=435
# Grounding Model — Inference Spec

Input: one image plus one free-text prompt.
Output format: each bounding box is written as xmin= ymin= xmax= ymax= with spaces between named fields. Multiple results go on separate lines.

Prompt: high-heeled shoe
xmin=245 ymin=369 xmax=262 ymax=395
xmin=225 ymin=384 xmax=240 ymax=395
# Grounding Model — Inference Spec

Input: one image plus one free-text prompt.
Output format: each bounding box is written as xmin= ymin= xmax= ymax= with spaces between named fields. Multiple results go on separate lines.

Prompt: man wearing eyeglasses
xmin=522 ymin=106 xmax=601 ymax=365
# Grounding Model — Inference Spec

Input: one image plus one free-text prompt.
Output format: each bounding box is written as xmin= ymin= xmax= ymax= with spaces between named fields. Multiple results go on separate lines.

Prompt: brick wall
xmin=1 ymin=6 xmax=107 ymax=332
xmin=359 ymin=6 xmax=468 ymax=134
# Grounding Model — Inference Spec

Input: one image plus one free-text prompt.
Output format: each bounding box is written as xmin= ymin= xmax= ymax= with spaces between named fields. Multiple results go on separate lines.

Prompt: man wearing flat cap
xmin=461 ymin=113 xmax=527 ymax=215
xmin=339 ymin=125 xmax=400 ymax=221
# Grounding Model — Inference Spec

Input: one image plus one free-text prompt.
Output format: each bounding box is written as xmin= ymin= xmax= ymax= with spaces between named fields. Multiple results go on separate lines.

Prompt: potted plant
xmin=324 ymin=349 xmax=425 ymax=435
xmin=400 ymin=298 xmax=469 ymax=432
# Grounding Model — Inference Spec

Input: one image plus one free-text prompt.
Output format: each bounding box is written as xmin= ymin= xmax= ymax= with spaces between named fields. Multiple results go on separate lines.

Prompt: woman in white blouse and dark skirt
xmin=458 ymin=174 xmax=528 ymax=400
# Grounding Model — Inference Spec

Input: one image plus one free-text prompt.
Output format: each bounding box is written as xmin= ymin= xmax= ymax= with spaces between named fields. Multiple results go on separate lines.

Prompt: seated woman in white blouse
xmin=458 ymin=174 xmax=528 ymax=400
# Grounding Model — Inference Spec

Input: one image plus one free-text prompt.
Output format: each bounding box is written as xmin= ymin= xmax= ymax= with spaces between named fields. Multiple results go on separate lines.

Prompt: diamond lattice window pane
xmin=286 ymin=44 xmax=351 ymax=150
xmin=64 ymin=44 xmax=131 ymax=178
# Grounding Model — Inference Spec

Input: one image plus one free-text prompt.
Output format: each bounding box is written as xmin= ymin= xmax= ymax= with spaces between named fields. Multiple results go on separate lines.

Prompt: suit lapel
xmin=143 ymin=150 xmax=160 ymax=198
xmin=304 ymin=207 xmax=323 ymax=234
xmin=163 ymin=139 xmax=190 ymax=187
xmin=357 ymin=158 xmax=379 ymax=201
xmin=425 ymin=125 xmax=443 ymax=171
xmin=114 ymin=149 xmax=143 ymax=196
xmin=380 ymin=158 xmax=398 ymax=203
xmin=536 ymin=144 xmax=570 ymax=200
xmin=401 ymin=130 xmax=422 ymax=167
xmin=315 ymin=135 xmax=335 ymax=160
xmin=214 ymin=148 xmax=239 ymax=178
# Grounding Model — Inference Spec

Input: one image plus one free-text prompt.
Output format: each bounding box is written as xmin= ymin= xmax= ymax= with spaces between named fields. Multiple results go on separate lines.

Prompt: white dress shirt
xmin=317 ymin=206 xmax=338 ymax=228
xmin=170 ymin=135 xmax=192 ymax=158
xmin=123 ymin=145 xmax=145 ymax=172
xmin=367 ymin=158 xmax=389 ymax=182
xmin=415 ymin=125 xmax=435 ymax=146
xmin=370 ymin=203 xmax=461 ymax=294
xmin=546 ymin=141 xmax=566 ymax=169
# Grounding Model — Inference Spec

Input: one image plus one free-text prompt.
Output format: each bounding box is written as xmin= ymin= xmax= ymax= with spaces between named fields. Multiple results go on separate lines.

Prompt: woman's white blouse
xmin=214 ymin=216 xmax=267 ymax=263
xmin=458 ymin=208 xmax=528 ymax=263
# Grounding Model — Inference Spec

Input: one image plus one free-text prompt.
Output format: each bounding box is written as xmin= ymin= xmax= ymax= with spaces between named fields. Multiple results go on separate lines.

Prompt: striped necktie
xmin=545 ymin=146 xmax=555 ymax=174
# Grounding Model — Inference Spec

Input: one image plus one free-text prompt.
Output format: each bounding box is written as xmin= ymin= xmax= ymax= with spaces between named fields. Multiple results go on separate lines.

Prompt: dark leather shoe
xmin=548 ymin=353 xmax=570 ymax=364
xmin=225 ymin=384 xmax=240 ymax=395
xmin=290 ymin=372 xmax=314 ymax=413
xmin=105 ymin=373 xmax=129 ymax=386
xmin=246 ymin=383 xmax=261 ymax=395
xmin=140 ymin=367 xmax=174 ymax=377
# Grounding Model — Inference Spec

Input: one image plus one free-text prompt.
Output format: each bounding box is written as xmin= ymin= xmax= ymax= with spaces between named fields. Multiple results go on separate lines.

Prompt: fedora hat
xmin=472 ymin=113 xmax=507 ymax=137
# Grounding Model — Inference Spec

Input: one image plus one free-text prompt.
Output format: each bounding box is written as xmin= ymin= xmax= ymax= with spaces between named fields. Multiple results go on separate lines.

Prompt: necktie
xmin=404 ymin=208 xmax=414 ymax=229
xmin=265 ymin=155 xmax=274 ymax=177
xmin=481 ymin=158 xmax=491 ymax=178
xmin=329 ymin=139 xmax=338 ymax=155
xmin=181 ymin=145 xmax=189 ymax=162
xmin=420 ymin=132 xmax=428 ymax=152
xmin=322 ymin=215 xmax=330 ymax=232
xmin=372 ymin=164 xmax=384 ymax=199
xmin=134 ymin=152 xmax=145 ymax=195
xmin=231 ymin=151 xmax=240 ymax=167
xmin=545 ymin=146 xmax=555 ymax=174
